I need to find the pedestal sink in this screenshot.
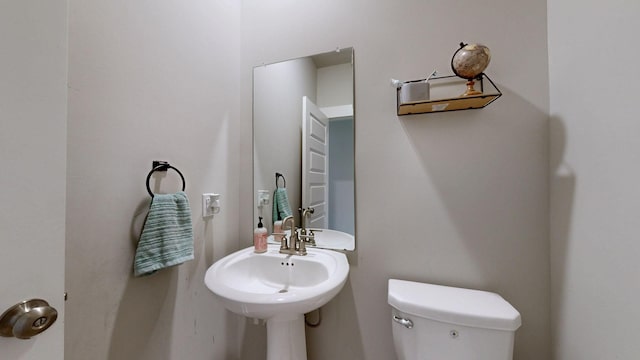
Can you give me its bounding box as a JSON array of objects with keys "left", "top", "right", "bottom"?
[{"left": 204, "top": 244, "right": 349, "bottom": 360}]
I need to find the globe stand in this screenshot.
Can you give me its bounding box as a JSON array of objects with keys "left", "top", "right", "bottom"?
[{"left": 462, "top": 80, "right": 482, "bottom": 97}]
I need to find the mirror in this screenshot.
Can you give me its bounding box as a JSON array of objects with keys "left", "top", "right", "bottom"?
[{"left": 253, "top": 47, "right": 355, "bottom": 251}]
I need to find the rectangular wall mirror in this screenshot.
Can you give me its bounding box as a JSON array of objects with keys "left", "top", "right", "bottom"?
[{"left": 253, "top": 47, "right": 355, "bottom": 251}]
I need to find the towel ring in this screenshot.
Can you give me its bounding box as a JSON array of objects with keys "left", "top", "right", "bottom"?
[
  {"left": 275, "top": 172, "right": 286, "bottom": 188},
  {"left": 146, "top": 162, "right": 186, "bottom": 197}
]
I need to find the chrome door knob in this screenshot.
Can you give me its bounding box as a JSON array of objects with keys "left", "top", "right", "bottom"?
[{"left": 0, "top": 299, "right": 58, "bottom": 339}]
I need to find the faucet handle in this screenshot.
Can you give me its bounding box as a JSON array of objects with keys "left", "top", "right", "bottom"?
[
  {"left": 279, "top": 234, "right": 288, "bottom": 250},
  {"left": 298, "top": 236, "right": 307, "bottom": 254},
  {"left": 299, "top": 207, "right": 315, "bottom": 216}
]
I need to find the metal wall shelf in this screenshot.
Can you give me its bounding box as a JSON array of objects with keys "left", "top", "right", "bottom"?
[{"left": 396, "top": 73, "right": 501, "bottom": 116}]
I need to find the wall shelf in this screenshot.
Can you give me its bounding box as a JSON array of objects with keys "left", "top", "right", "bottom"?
[{"left": 396, "top": 73, "right": 501, "bottom": 116}]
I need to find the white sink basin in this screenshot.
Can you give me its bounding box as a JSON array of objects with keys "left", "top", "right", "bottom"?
[
  {"left": 311, "top": 229, "right": 355, "bottom": 250},
  {"left": 205, "top": 244, "right": 349, "bottom": 319},
  {"left": 205, "top": 244, "right": 349, "bottom": 360}
]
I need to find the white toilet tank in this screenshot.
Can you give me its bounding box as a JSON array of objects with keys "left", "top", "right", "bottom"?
[{"left": 388, "top": 279, "right": 521, "bottom": 360}]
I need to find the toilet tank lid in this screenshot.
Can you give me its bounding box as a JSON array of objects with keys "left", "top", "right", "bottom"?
[{"left": 388, "top": 279, "right": 521, "bottom": 331}]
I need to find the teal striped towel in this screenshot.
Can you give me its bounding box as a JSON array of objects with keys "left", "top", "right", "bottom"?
[
  {"left": 272, "top": 187, "right": 292, "bottom": 221},
  {"left": 134, "top": 191, "right": 194, "bottom": 276}
]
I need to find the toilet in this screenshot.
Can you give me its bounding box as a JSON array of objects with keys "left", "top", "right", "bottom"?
[{"left": 388, "top": 279, "right": 521, "bottom": 360}]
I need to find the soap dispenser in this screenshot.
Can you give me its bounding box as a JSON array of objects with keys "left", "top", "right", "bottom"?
[{"left": 254, "top": 216, "right": 268, "bottom": 253}]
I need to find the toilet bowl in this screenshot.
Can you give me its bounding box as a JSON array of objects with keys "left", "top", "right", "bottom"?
[{"left": 388, "top": 279, "right": 521, "bottom": 360}]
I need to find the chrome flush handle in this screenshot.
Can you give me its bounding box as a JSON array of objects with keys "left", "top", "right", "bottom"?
[{"left": 393, "top": 314, "right": 413, "bottom": 329}]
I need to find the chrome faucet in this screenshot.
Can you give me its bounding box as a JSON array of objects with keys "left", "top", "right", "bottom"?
[{"left": 279, "top": 215, "right": 306, "bottom": 256}]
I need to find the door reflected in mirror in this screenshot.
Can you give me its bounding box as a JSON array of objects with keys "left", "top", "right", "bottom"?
[{"left": 253, "top": 47, "right": 355, "bottom": 251}]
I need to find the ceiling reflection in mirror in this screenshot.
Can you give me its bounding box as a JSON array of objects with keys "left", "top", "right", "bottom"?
[{"left": 253, "top": 47, "right": 355, "bottom": 251}]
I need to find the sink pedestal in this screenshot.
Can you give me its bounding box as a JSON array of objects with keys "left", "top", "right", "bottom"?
[{"left": 266, "top": 314, "right": 307, "bottom": 360}]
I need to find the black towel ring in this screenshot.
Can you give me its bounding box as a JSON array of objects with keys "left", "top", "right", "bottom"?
[
  {"left": 146, "top": 161, "right": 186, "bottom": 197},
  {"left": 275, "top": 172, "right": 286, "bottom": 188}
]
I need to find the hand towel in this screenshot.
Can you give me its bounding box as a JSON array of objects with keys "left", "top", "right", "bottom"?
[
  {"left": 134, "top": 191, "right": 194, "bottom": 276},
  {"left": 272, "top": 187, "right": 293, "bottom": 221}
]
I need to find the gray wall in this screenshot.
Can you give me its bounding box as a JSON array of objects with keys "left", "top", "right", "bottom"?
[
  {"left": 50, "top": 0, "right": 640, "bottom": 358},
  {"left": 253, "top": 58, "right": 315, "bottom": 231},
  {"left": 63, "top": 0, "right": 555, "bottom": 359},
  {"left": 548, "top": 0, "right": 640, "bottom": 358},
  {"left": 317, "top": 63, "right": 353, "bottom": 108},
  {"left": 328, "top": 118, "right": 355, "bottom": 234},
  {"left": 240, "top": 0, "right": 550, "bottom": 359},
  {"left": 65, "top": 1, "right": 243, "bottom": 359}
]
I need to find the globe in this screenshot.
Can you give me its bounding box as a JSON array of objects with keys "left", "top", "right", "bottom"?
[{"left": 451, "top": 43, "right": 491, "bottom": 96}]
